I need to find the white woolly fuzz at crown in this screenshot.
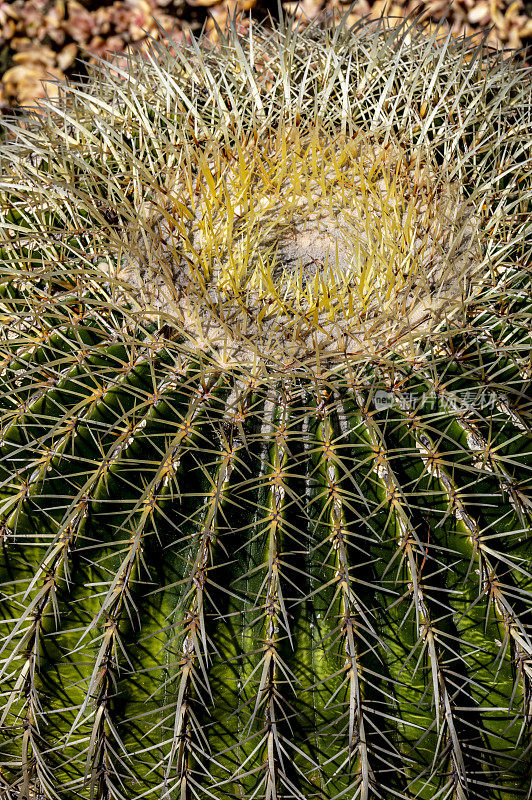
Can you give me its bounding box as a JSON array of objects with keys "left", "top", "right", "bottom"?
[{"left": 115, "top": 127, "right": 483, "bottom": 366}]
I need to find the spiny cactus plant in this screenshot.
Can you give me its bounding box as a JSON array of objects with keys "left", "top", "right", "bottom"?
[{"left": 0, "top": 8, "right": 531, "bottom": 800}]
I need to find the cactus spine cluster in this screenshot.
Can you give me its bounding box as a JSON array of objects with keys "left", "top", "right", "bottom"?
[{"left": 0, "top": 9, "right": 531, "bottom": 800}]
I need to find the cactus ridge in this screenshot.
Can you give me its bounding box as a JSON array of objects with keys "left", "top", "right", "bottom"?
[{"left": 0, "top": 8, "right": 531, "bottom": 800}]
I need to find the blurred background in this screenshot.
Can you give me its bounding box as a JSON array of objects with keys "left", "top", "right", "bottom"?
[{"left": 1, "top": 0, "right": 531, "bottom": 112}]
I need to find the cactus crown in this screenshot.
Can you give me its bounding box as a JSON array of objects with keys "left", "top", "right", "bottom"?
[{"left": 1, "top": 10, "right": 529, "bottom": 374}]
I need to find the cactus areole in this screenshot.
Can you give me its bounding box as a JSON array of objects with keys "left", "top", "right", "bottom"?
[{"left": 0, "top": 9, "right": 531, "bottom": 800}]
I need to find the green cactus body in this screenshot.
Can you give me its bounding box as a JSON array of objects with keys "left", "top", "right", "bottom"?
[{"left": 0, "top": 10, "right": 531, "bottom": 800}]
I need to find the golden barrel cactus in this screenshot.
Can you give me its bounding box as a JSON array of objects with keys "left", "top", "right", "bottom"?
[{"left": 0, "top": 10, "right": 531, "bottom": 800}]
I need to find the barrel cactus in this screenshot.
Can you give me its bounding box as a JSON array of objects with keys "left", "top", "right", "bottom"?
[{"left": 0, "top": 9, "right": 531, "bottom": 800}]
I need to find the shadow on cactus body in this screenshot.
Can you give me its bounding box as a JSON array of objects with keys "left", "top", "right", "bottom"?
[{"left": 0, "top": 9, "right": 531, "bottom": 800}]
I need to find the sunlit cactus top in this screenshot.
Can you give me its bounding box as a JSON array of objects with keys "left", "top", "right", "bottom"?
[
  {"left": 1, "top": 10, "right": 529, "bottom": 372},
  {"left": 0, "top": 9, "right": 531, "bottom": 800}
]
